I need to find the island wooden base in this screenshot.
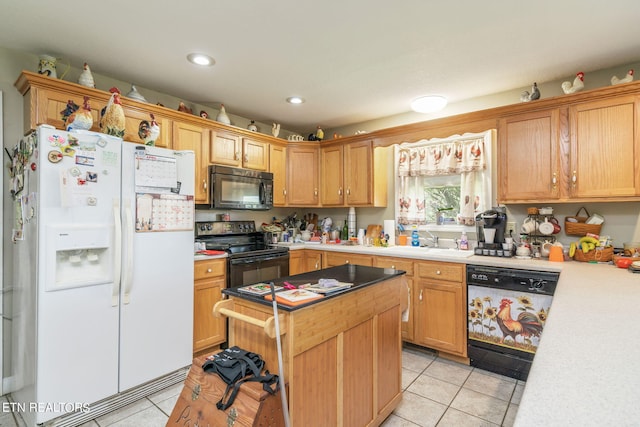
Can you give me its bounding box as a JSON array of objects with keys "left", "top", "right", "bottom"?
[{"left": 218, "top": 275, "right": 408, "bottom": 427}]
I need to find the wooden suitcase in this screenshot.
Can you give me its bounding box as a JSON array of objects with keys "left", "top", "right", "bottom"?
[{"left": 167, "top": 355, "right": 285, "bottom": 427}]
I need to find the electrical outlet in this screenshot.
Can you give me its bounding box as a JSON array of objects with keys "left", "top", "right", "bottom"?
[{"left": 507, "top": 221, "right": 516, "bottom": 236}]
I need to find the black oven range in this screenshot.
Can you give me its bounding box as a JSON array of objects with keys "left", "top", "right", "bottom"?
[{"left": 195, "top": 221, "right": 289, "bottom": 289}]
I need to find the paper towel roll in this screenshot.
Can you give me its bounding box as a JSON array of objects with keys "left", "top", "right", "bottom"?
[{"left": 384, "top": 220, "right": 396, "bottom": 246}]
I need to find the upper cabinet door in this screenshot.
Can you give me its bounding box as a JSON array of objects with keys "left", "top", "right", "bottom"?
[
  {"left": 320, "top": 145, "right": 344, "bottom": 206},
  {"left": 287, "top": 145, "right": 320, "bottom": 206},
  {"left": 269, "top": 144, "right": 287, "bottom": 206},
  {"left": 173, "top": 122, "right": 210, "bottom": 204},
  {"left": 569, "top": 96, "right": 640, "bottom": 199},
  {"left": 242, "top": 137, "right": 269, "bottom": 171},
  {"left": 498, "top": 109, "right": 561, "bottom": 203},
  {"left": 344, "top": 141, "right": 373, "bottom": 205},
  {"left": 210, "top": 130, "right": 241, "bottom": 167}
]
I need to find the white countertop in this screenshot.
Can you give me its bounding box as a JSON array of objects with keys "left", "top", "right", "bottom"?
[{"left": 281, "top": 242, "right": 640, "bottom": 425}]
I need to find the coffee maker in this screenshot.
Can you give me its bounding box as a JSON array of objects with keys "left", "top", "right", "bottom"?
[{"left": 476, "top": 207, "right": 507, "bottom": 245}]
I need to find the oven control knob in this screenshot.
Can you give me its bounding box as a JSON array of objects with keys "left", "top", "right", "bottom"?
[
  {"left": 530, "top": 279, "right": 546, "bottom": 291},
  {"left": 206, "top": 224, "right": 212, "bottom": 230}
]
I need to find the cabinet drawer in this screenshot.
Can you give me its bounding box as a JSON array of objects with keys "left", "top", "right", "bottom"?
[
  {"left": 194, "top": 259, "right": 226, "bottom": 280},
  {"left": 324, "top": 252, "right": 373, "bottom": 267},
  {"left": 416, "top": 262, "right": 463, "bottom": 283},
  {"left": 374, "top": 257, "right": 414, "bottom": 275}
]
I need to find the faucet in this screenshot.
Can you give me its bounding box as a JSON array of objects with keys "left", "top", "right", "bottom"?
[{"left": 423, "top": 230, "right": 439, "bottom": 248}]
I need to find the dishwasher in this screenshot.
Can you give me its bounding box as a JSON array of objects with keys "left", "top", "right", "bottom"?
[{"left": 467, "top": 265, "right": 559, "bottom": 380}]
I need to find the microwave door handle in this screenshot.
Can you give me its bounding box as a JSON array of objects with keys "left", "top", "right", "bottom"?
[{"left": 259, "top": 181, "right": 266, "bottom": 205}]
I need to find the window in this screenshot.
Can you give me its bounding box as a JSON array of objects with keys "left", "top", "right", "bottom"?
[{"left": 394, "top": 130, "right": 495, "bottom": 227}]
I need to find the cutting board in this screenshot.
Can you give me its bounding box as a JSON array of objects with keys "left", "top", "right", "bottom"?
[{"left": 366, "top": 224, "right": 382, "bottom": 237}]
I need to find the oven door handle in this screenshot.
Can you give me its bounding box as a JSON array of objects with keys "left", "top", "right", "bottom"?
[{"left": 230, "top": 253, "right": 289, "bottom": 265}]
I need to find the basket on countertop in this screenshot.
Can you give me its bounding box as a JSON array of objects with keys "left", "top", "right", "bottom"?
[
  {"left": 573, "top": 245, "right": 613, "bottom": 262},
  {"left": 564, "top": 207, "right": 602, "bottom": 236}
]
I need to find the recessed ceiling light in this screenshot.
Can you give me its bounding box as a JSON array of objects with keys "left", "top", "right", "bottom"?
[
  {"left": 411, "top": 95, "right": 448, "bottom": 113},
  {"left": 187, "top": 53, "right": 215, "bottom": 66},
  {"left": 286, "top": 96, "right": 305, "bottom": 104}
]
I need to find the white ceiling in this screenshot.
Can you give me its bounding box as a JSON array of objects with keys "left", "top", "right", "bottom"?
[{"left": 1, "top": 0, "right": 639, "bottom": 133}]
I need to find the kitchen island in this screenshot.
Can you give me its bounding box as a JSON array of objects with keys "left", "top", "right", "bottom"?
[{"left": 216, "top": 264, "right": 408, "bottom": 427}]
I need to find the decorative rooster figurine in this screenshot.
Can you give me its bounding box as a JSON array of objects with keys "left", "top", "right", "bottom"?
[
  {"left": 78, "top": 63, "right": 95, "bottom": 88},
  {"left": 138, "top": 113, "right": 160, "bottom": 146},
  {"left": 62, "top": 96, "right": 93, "bottom": 131},
  {"left": 611, "top": 69, "right": 634, "bottom": 85},
  {"left": 520, "top": 82, "right": 540, "bottom": 102},
  {"left": 561, "top": 72, "right": 585, "bottom": 94},
  {"left": 100, "top": 87, "right": 126, "bottom": 137}
]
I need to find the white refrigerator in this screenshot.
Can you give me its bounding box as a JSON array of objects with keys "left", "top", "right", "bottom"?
[{"left": 11, "top": 125, "right": 195, "bottom": 426}]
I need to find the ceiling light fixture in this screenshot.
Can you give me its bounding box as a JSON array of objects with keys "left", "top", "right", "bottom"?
[
  {"left": 187, "top": 53, "right": 215, "bottom": 66},
  {"left": 411, "top": 95, "right": 448, "bottom": 113},
  {"left": 286, "top": 96, "right": 305, "bottom": 104}
]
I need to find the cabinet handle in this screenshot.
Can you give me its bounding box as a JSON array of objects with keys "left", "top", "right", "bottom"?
[
  {"left": 391, "top": 265, "right": 395, "bottom": 269},
  {"left": 315, "top": 261, "right": 319, "bottom": 269},
  {"left": 419, "top": 289, "right": 423, "bottom": 301},
  {"left": 235, "top": 151, "right": 240, "bottom": 160},
  {"left": 436, "top": 270, "right": 441, "bottom": 275},
  {"left": 283, "top": 189, "right": 287, "bottom": 196},
  {"left": 346, "top": 188, "right": 351, "bottom": 196},
  {"left": 207, "top": 268, "right": 212, "bottom": 273},
  {"left": 338, "top": 187, "right": 343, "bottom": 196},
  {"left": 571, "top": 170, "right": 577, "bottom": 187},
  {"left": 203, "top": 180, "right": 207, "bottom": 190},
  {"left": 345, "top": 260, "right": 350, "bottom": 264},
  {"left": 552, "top": 172, "right": 557, "bottom": 189},
  {"left": 314, "top": 188, "right": 318, "bottom": 197},
  {"left": 243, "top": 154, "right": 248, "bottom": 163}
]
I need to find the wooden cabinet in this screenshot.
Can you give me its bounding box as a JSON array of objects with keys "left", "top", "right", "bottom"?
[
  {"left": 320, "top": 145, "right": 344, "bottom": 205},
  {"left": 374, "top": 257, "right": 414, "bottom": 342},
  {"left": 210, "top": 130, "right": 269, "bottom": 170},
  {"left": 226, "top": 274, "right": 405, "bottom": 426},
  {"left": 173, "top": 121, "right": 210, "bottom": 204},
  {"left": 290, "top": 250, "right": 323, "bottom": 275},
  {"left": 304, "top": 251, "right": 323, "bottom": 273},
  {"left": 269, "top": 143, "right": 287, "bottom": 206},
  {"left": 414, "top": 261, "right": 466, "bottom": 357},
  {"left": 498, "top": 109, "right": 561, "bottom": 202},
  {"left": 193, "top": 259, "right": 227, "bottom": 354},
  {"left": 320, "top": 141, "right": 388, "bottom": 207},
  {"left": 16, "top": 73, "right": 174, "bottom": 148},
  {"left": 499, "top": 95, "right": 640, "bottom": 203},
  {"left": 568, "top": 96, "right": 640, "bottom": 199},
  {"left": 287, "top": 144, "right": 320, "bottom": 206},
  {"left": 323, "top": 251, "right": 373, "bottom": 268}
]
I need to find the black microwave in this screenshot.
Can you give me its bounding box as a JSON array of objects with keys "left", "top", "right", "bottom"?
[{"left": 197, "top": 165, "right": 273, "bottom": 210}]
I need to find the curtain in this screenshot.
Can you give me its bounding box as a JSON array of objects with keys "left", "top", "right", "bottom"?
[{"left": 395, "top": 131, "right": 492, "bottom": 226}]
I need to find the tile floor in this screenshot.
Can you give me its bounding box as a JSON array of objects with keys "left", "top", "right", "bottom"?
[{"left": 3, "top": 345, "right": 522, "bottom": 426}]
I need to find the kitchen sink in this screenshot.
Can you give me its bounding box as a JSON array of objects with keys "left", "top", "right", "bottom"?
[{"left": 382, "top": 246, "right": 474, "bottom": 258}]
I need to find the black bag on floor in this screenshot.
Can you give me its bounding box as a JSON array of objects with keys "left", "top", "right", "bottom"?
[{"left": 202, "top": 346, "right": 279, "bottom": 410}]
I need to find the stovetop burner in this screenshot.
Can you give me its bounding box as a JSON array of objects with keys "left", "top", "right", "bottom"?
[{"left": 195, "top": 220, "right": 288, "bottom": 257}]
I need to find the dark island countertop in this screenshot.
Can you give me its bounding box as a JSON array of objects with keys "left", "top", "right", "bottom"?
[{"left": 222, "top": 264, "right": 406, "bottom": 311}]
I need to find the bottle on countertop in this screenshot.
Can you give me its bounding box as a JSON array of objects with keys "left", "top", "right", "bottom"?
[
  {"left": 459, "top": 231, "right": 469, "bottom": 250},
  {"left": 342, "top": 219, "right": 349, "bottom": 241},
  {"left": 411, "top": 230, "right": 420, "bottom": 247}
]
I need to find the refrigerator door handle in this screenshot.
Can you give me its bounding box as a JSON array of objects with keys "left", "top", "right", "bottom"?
[
  {"left": 112, "top": 199, "right": 122, "bottom": 306},
  {"left": 123, "top": 200, "right": 134, "bottom": 304}
]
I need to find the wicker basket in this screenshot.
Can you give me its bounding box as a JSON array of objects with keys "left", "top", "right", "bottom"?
[
  {"left": 573, "top": 245, "right": 613, "bottom": 262},
  {"left": 564, "top": 207, "right": 602, "bottom": 236}
]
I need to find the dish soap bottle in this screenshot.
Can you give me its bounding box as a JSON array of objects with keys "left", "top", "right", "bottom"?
[
  {"left": 459, "top": 231, "right": 469, "bottom": 250},
  {"left": 411, "top": 230, "right": 420, "bottom": 247}
]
